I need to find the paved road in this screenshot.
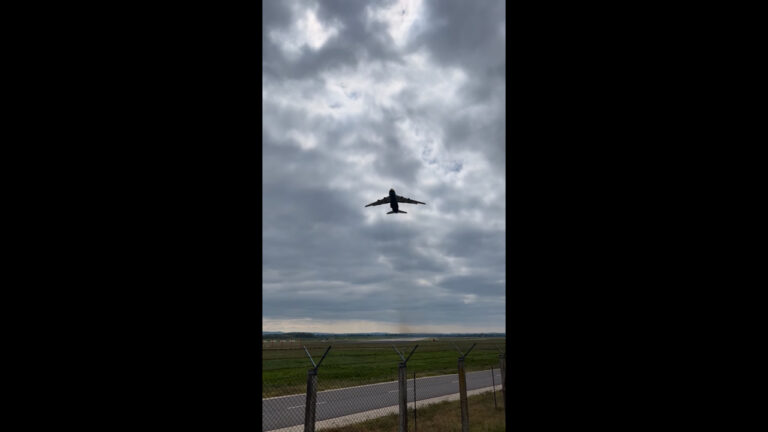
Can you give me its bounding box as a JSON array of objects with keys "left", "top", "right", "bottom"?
[{"left": 263, "top": 369, "right": 503, "bottom": 431}]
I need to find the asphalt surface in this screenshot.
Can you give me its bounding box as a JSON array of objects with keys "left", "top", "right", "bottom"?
[{"left": 263, "top": 369, "right": 504, "bottom": 431}]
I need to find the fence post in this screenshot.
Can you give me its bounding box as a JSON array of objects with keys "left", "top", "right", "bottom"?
[
  {"left": 302, "top": 345, "right": 331, "bottom": 432},
  {"left": 491, "top": 366, "right": 497, "bottom": 408},
  {"left": 393, "top": 345, "right": 418, "bottom": 432},
  {"left": 398, "top": 362, "right": 407, "bottom": 432},
  {"left": 455, "top": 343, "right": 476, "bottom": 432},
  {"left": 304, "top": 368, "right": 318, "bottom": 432},
  {"left": 458, "top": 356, "right": 469, "bottom": 431},
  {"left": 413, "top": 371, "right": 417, "bottom": 432},
  {"left": 499, "top": 352, "right": 506, "bottom": 407}
]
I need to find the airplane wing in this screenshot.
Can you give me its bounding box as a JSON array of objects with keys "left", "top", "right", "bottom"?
[
  {"left": 365, "top": 196, "right": 390, "bottom": 207},
  {"left": 396, "top": 195, "right": 426, "bottom": 205}
]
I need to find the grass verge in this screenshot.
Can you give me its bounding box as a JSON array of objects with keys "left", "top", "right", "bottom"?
[{"left": 263, "top": 338, "right": 505, "bottom": 398}]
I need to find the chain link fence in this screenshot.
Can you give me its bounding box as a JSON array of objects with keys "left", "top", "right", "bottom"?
[{"left": 262, "top": 341, "right": 506, "bottom": 431}]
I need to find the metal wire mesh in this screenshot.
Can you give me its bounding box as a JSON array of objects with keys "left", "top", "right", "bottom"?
[
  {"left": 262, "top": 343, "right": 505, "bottom": 431},
  {"left": 262, "top": 374, "right": 309, "bottom": 431},
  {"left": 314, "top": 373, "right": 401, "bottom": 431}
]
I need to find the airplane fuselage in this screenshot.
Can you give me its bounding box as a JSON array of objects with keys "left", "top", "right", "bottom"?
[
  {"left": 389, "top": 189, "right": 399, "bottom": 213},
  {"left": 365, "top": 188, "right": 424, "bottom": 214}
]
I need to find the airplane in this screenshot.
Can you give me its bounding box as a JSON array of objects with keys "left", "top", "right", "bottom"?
[{"left": 365, "top": 189, "right": 426, "bottom": 214}]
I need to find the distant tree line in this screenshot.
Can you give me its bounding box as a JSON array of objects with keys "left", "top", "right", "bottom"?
[{"left": 262, "top": 332, "right": 319, "bottom": 340}]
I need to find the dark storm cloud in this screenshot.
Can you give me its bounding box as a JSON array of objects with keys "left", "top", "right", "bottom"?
[
  {"left": 412, "top": 0, "right": 505, "bottom": 76},
  {"left": 439, "top": 226, "right": 504, "bottom": 261},
  {"left": 371, "top": 137, "right": 422, "bottom": 185},
  {"left": 438, "top": 275, "right": 504, "bottom": 297},
  {"left": 263, "top": 0, "right": 505, "bottom": 333},
  {"left": 422, "top": 182, "right": 485, "bottom": 215}
]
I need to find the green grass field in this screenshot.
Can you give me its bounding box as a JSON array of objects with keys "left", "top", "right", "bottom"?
[{"left": 262, "top": 337, "right": 506, "bottom": 398}]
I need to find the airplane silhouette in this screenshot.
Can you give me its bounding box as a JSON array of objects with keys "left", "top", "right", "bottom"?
[{"left": 365, "top": 189, "right": 426, "bottom": 214}]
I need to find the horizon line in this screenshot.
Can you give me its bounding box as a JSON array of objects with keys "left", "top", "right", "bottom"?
[{"left": 262, "top": 331, "right": 506, "bottom": 334}]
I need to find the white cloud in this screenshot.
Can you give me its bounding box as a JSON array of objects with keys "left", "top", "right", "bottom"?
[
  {"left": 366, "top": 0, "right": 425, "bottom": 47},
  {"left": 286, "top": 129, "right": 317, "bottom": 150},
  {"left": 263, "top": 0, "right": 505, "bottom": 334},
  {"left": 268, "top": 8, "right": 340, "bottom": 57}
]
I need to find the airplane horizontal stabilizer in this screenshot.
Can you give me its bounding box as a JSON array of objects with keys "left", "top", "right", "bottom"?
[{"left": 387, "top": 210, "right": 407, "bottom": 214}]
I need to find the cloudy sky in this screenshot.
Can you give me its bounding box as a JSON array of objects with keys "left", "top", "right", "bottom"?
[{"left": 263, "top": 0, "right": 505, "bottom": 334}]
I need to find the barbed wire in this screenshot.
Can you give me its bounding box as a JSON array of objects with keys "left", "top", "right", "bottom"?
[{"left": 262, "top": 361, "right": 504, "bottom": 431}]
